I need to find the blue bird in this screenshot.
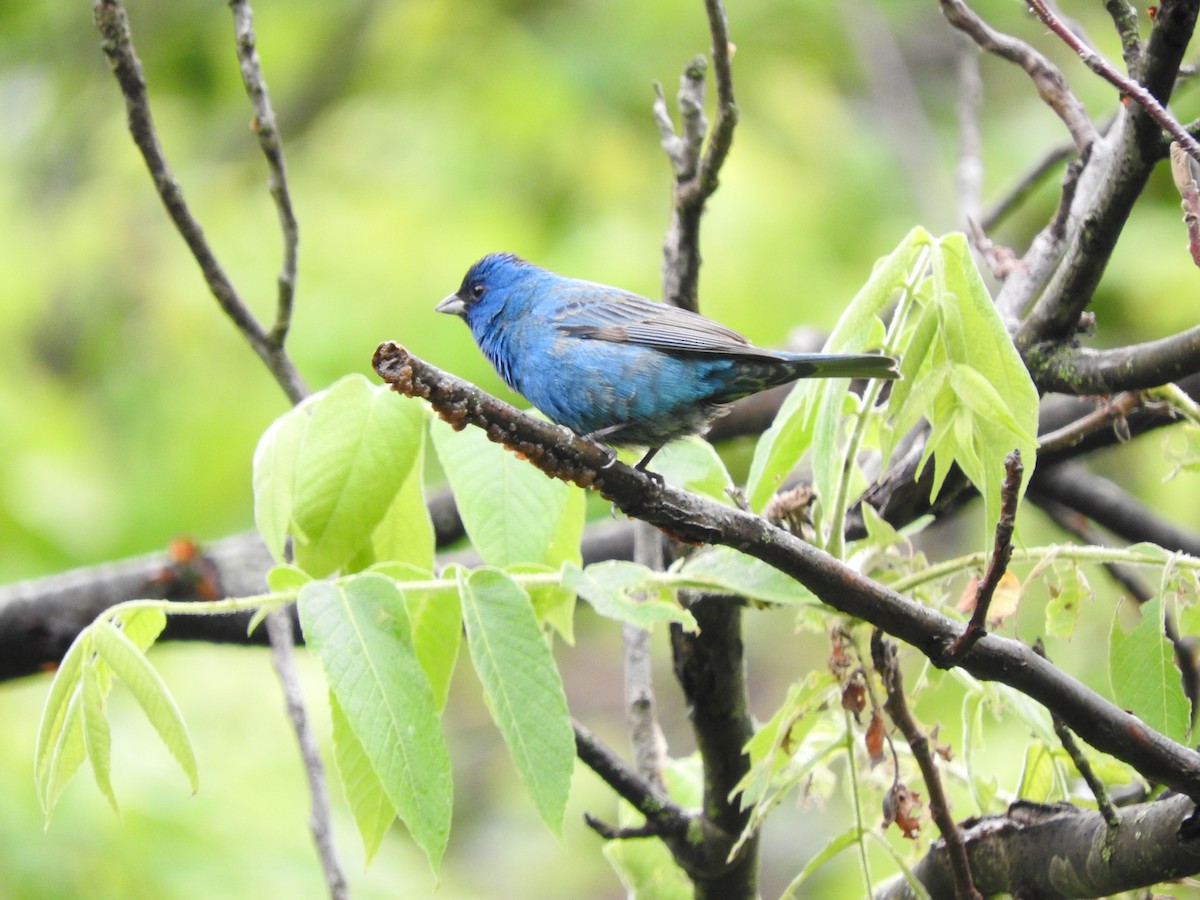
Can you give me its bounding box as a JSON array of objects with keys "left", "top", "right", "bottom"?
[{"left": 436, "top": 253, "right": 900, "bottom": 470}]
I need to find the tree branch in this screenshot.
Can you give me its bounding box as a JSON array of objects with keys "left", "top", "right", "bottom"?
[
  {"left": 91, "top": 0, "right": 306, "bottom": 404},
  {"left": 875, "top": 794, "right": 1200, "bottom": 900},
  {"left": 373, "top": 342, "right": 1200, "bottom": 801}
]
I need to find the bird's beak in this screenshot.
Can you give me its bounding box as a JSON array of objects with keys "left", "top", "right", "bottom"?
[{"left": 435, "top": 293, "right": 467, "bottom": 317}]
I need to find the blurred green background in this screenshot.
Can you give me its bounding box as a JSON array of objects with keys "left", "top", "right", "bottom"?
[{"left": 3, "top": 0, "right": 1200, "bottom": 896}]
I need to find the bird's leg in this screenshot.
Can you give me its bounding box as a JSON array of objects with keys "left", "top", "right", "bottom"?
[{"left": 634, "top": 447, "right": 660, "bottom": 472}]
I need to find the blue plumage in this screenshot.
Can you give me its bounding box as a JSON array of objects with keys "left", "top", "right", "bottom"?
[{"left": 436, "top": 253, "right": 899, "bottom": 468}]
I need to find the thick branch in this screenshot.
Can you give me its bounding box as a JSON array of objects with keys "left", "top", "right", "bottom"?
[
  {"left": 1029, "top": 325, "right": 1200, "bottom": 394},
  {"left": 875, "top": 794, "right": 1200, "bottom": 900}
]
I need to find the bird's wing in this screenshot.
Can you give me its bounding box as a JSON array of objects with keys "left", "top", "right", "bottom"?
[{"left": 553, "top": 287, "right": 780, "bottom": 358}]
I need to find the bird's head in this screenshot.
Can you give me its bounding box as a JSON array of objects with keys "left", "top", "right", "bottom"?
[{"left": 435, "top": 252, "right": 536, "bottom": 321}]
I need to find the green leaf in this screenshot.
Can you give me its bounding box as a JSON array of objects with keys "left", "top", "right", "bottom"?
[
  {"left": 779, "top": 826, "right": 862, "bottom": 899},
  {"left": 252, "top": 391, "right": 317, "bottom": 561},
  {"left": 112, "top": 605, "right": 167, "bottom": 652},
  {"left": 35, "top": 630, "right": 89, "bottom": 796},
  {"left": 430, "top": 417, "right": 584, "bottom": 567},
  {"left": 651, "top": 437, "right": 735, "bottom": 503},
  {"left": 41, "top": 693, "right": 87, "bottom": 822},
  {"left": 510, "top": 563, "right": 577, "bottom": 644},
  {"left": 745, "top": 226, "right": 932, "bottom": 511},
  {"left": 372, "top": 424, "right": 437, "bottom": 569},
  {"left": 1015, "top": 742, "right": 1057, "bottom": 802},
  {"left": 329, "top": 690, "right": 396, "bottom": 864},
  {"left": 677, "top": 546, "right": 821, "bottom": 605},
  {"left": 90, "top": 620, "right": 199, "bottom": 793},
  {"left": 1109, "top": 598, "right": 1191, "bottom": 746},
  {"left": 290, "top": 375, "right": 426, "bottom": 577},
  {"left": 298, "top": 576, "right": 452, "bottom": 873},
  {"left": 1045, "top": 563, "right": 1091, "bottom": 639},
  {"left": 457, "top": 568, "right": 574, "bottom": 836},
  {"left": 928, "top": 235, "right": 1038, "bottom": 537},
  {"left": 602, "top": 839, "right": 692, "bottom": 900},
  {"left": 562, "top": 561, "right": 695, "bottom": 631},
  {"left": 80, "top": 661, "right": 117, "bottom": 815}
]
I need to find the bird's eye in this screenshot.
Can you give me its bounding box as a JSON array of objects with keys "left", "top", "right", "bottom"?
[{"left": 470, "top": 283, "right": 485, "bottom": 299}]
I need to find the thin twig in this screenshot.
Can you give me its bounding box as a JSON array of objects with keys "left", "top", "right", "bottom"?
[
  {"left": 944, "top": 450, "right": 1024, "bottom": 663},
  {"left": 91, "top": 0, "right": 306, "bottom": 404},
  {"left": 655, "top": 0, "right": 738, "bottom": 311},
  {"left": 1034, "top": 640, "right": 1122, "bottom": 831},
  {"left": 573, "top": 720, "right": 693, "bottom": 841},
  {"left": 1037, "top": 392, "right": 1141, "bottom": 454},
  {"left": 1104, "top": 0, "right": 1143, "bottom": 78},
  {"left": 938, "top": 0, "right": 1097, "bottom": 152},
  {"left": 266, "top": 608, "right": 348, "bottom": 900},
  {"left": 625, "top": 523, "right": 667, "bottom": 786},
  {"left": 1025, "top": 0, "right": 1200, "bottom": 165},
  {"left": 872, "top": 632, "right": 982, "bottom": 900},
  {"left": 229, "top": 0, "right": 300, "bottom": 348},
  {"left": 955, "top": 34, "right": 984, "bottom": 229}
]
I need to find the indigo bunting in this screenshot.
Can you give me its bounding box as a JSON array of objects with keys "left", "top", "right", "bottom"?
[{"left": 436, "top": 253, "right": 900, "bottom": 468}]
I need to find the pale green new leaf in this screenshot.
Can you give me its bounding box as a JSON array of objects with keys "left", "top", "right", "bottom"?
[
  {"left": 112, "top": 604, "right": 167, "bottom": 653},
  {"left": 91, "top": 620, "right": 199, "bottom": 793},
  {"left": 1110, "top": 598, "right": 1191, "bottom": 746},
  {"left": 80, "top": 661, "right": 117, "bottom": 814},
  {"left": 431, "top": 417, "right": 584, "bottom": 567},
  {"left": 35, "top": 629, "right": 89, "bottom": 793},
  {"left": 746, "top": 226, "right": 932, "bottom": 510},
  {"left": 329, "top": 690, "right": 396, "bottom": 864},
  {"left": 562, "top": 561, "right": 695, "bottom": 631},
  {"left": 458, "top": 568, "right": 574, "bottom": 836},
  {"left": 40, "top": 693, "right": 87, "bottom": 822},
  {"left": 298, "top": 576, "right": 452, "bottom": 873}
]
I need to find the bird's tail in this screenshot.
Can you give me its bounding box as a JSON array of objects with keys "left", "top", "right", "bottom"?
[{"left": 780, "top": 352, "right": 901, "bottom": 381}]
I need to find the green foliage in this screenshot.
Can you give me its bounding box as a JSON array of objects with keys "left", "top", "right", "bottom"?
[
  {"left": 298, "top": 576, "right": 452, "bottom": 873},
  {"left": 29, "top": 226, "right": 1200, "bottom": 894},
  {"left": 1109, "top": 598, "right": 1191, "bottom": 747}
]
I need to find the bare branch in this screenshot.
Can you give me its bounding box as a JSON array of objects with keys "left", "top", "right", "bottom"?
[
  {"left": 937, "top": 0, "right": 1097, "bottom": 152},
  {"left": 873, "top": 633, "right": 982, "bottom": 900},
  {"left": 656, "top": 0, "right": 739, "bottom": 311},
  {"left": 625, "top": 523, "right": 668, "bottom": 786},
  {"left": 1029, "top": 325, "right": 1200, "bottom": 393},
  {"left": 1026, "top": 0, "right": 1200, "bottom": 165},
  {"left": 943, "top": 450, "right": 1023, "bottom": 664},
  {"left": 229, "top": 0, "right": 300, "bottom": 347},
  {"left": 266, "top": 608, "right": 348, "bottom": 899},
  {"left": 91, "top": 0, "right": 306, "bottom": 404}
]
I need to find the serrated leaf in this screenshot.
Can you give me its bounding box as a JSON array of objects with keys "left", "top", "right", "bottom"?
[
  {"left": 298, "top": 576, "right": 452, "bottom": 873},
  {"left": 35, "top": 630, "right": 89, "bottom": 794},
  {"left": 510, "top": 563, "right": 577, "bottom": 644},
  {"left": 430, "top": 417, "right": 584, "bottom": 567},
  {"left": 80, "top": 661, "right": 117, "bottom": 814},
  {"left": 562, "top": 561, "right": 695, "bottom": 631},
  {"left": 1109, "top": 598, "right": 1191, "bottom": 745},
  {"left": 678, "top": 546, "right": 820, "bottom": 605},
  {"left": 90, "top": 620, "right": 199, "bottom": 793},
  {"left": 289, "top": 375, "right": 426, "bottom": 577},
  {"left": 458, "top": 568, "right": 574, "bottom": 836},
  {"left": 41, "top": 692, "right": 87, "bottom": 822},
  {"left": 1046, "top": 563, "right": 1091, "bottom": 638},
  {"left": 111, "top": 605, "right": 167, "bottom": 652},
  {"left": 329, "top": 690, "right": 396, "bottom": 864}
]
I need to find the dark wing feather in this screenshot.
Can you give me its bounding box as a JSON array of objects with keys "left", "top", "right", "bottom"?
[{"left": 553, "top": 285, "right": 781, "bottom": 359}]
